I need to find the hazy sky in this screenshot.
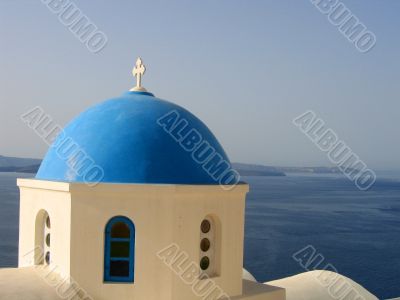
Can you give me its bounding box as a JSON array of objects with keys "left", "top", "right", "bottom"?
[{"left": 1, "top": 1, "right": 399, "bottom": 169}]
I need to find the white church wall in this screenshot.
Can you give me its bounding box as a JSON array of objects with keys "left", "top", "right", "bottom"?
[
  {"left": 16, "top": 179, "right": 251, "bottom": 300},
  {"left": 171, "top": 187, "right": 247, "bottom": 299},
  {"left": 68, "top": 183, "right": 248, "bottom": 300},
  {"left": 69, "top": 183, "right": 175, "bottom": 300},
  {"left": 17, "top": 179, "right": 72, "bottom": 279}
]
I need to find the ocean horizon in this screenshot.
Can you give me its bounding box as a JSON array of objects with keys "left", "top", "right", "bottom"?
[{"left": 0, "top": 171, "right": 399, "bottom": 299}]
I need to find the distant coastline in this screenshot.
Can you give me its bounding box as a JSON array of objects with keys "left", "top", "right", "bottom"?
[
  {"left": 232, "top": 163, "right": 286, "bottom": 176},
  {"left": 0, "top": 155, "right": 360, "bottom": 177},
  {"left": 0, "top": 165, "right": 40, "bottom": 173},
  {"left": 0, "top": 155, "right": 41, "bottom": 173}
]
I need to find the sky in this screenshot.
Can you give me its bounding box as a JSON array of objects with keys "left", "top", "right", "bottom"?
[{"left": 0, "top": 0, "right": 399, "bottom": 170}]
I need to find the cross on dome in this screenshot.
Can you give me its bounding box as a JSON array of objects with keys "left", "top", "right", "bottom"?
[{"left": 131, "top": 57, "right": 147, "bottom": 92}]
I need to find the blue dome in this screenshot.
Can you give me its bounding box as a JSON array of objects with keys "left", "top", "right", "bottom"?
[{"left": 36, "top": 91, "right": 236, "bottom": 185}]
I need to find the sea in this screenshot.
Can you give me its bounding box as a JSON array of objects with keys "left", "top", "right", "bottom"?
[{"left": 0, "top": 172, "right": 399, "bottom": 299}]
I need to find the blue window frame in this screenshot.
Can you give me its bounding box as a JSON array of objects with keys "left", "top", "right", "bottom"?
[{"left": 104, "top": 216, "right": 135, "bottom": 283}]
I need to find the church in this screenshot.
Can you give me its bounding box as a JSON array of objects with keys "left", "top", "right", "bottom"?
[{"left": 0, "top": 58, "right": 379, "bottom": 300}]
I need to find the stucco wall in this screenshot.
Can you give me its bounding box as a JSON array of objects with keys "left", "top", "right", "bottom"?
[
  {"left": 69, "top": 183, "right": 248, "bottom": 300},
  {"left": 17, "top": 179, "right": 249, "bottom": 300},
  {"left": 18, "top": 179, "right": 72, "bottom": 278}
]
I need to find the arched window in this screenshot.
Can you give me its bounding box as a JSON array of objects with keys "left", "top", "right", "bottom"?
[
  {"left": 199, "top": 215, "right": 221, "bottom": 277},
  {"left": 35, "top": 210, "right": 51, "bottom": 265},
  {"left": 104, "top": 216, "right": 135, "bottom": 283}
]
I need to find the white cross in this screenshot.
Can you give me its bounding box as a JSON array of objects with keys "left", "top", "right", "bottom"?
[{"left": 132, "top": 57, "right": 146, "bottom": 90}]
